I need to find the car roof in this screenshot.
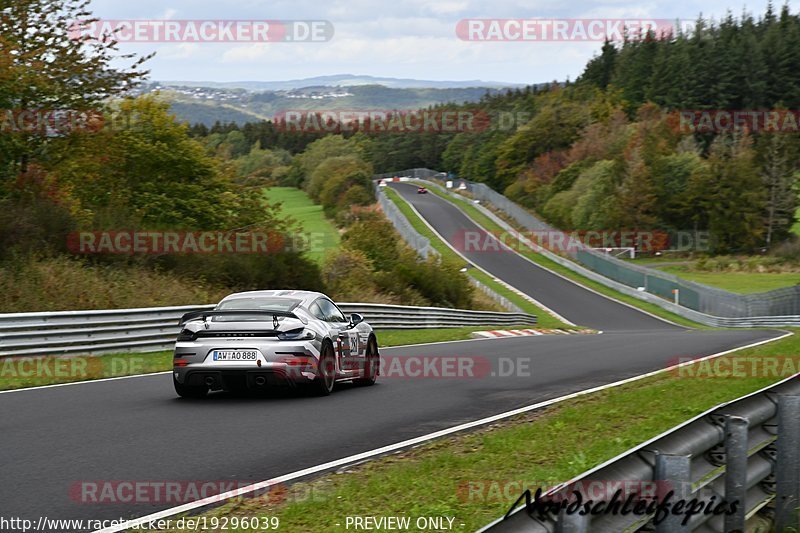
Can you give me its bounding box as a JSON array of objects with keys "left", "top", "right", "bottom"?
[{"left": 218, "top": 290, "right": 329, "bottom": 307}]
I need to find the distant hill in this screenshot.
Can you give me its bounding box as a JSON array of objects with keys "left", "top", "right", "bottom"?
[
  {"left": 149, "top": 83, "right": 519, "bottom": 126},
  {"left": 167, "top": 102, "right": 263, "bottom": 127},
  {"left": 157, "top": 74, "right": 526, "bottom": 91}
]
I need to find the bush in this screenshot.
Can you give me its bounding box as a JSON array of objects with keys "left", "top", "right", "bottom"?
[
  {"left": 372, "top": 249, "right": 474, "bottom": 309},
  {"left": 341, "top": 219, "right": 400, "bottom": 271},
  {"left": 0, "top": 255, "right": 227, "bottom": 312},
  {"left": 0, "top": 197, "right": 77, "bottom": 259},
  {"left": 773, "top": 239, "right": 800, "bottom": 262},
  {"left": 322, "top": 249, "right": 379, "bottom": 302},
  {"left": 151, "top": 247, "right": 323, "bottom": 292}
]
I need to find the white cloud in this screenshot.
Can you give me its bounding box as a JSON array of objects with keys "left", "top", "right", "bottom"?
[{"left": 89, "top": 0, "right": 784, "bottom": 83}]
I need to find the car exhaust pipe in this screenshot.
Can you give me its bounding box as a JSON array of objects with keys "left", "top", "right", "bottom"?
[
  {"left": 205, "top": 376, "right": 215, "bottom": 387},
  {"left": 254, "top": 376, "right": 266, "bottom": 386}
]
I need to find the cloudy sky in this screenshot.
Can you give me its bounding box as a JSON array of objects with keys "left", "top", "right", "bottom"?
[{"left": 89, "top": 0, "right": 791, "bottom": 85}]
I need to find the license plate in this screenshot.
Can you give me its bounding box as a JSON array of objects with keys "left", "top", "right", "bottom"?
[{"left": 213, "top": 350, "right": 259, "bottom": 361}]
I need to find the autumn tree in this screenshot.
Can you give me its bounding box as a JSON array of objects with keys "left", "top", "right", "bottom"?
[{"left": 0, "top": 0, "right": 151, "bottom": 178}]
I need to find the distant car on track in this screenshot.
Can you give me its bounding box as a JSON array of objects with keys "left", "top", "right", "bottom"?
[
  {"left": 417, "top": 186, "right": 428, "bottom": 194},
  {"left": 172, "top": 290, "right": 379, "bottom": 398}
]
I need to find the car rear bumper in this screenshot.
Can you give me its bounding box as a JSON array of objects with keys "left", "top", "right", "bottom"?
[
  {"left": 177, "top": 367, "right": 314, "bottom": 389},
  {"left": 172, "top": 339, "right": 320, "bottom": 388}
]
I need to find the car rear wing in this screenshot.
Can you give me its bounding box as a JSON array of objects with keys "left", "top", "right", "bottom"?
[{"left": 179, "top": 310, "right": 308, "bottom": 326}]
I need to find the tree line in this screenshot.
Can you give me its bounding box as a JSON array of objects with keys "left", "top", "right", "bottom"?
[{"left": 209, "top": 5, "right": 800, "bottom": 254}]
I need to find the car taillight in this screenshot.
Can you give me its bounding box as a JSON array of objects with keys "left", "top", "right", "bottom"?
[
  {"left": 277, "top": 328, "right": 314, "bottom": 341},
  {"left": 174, "top": 359, "right": 189, "bottom": 367},
  {"left": 278, "top": 355, "right": 315, "bottom": 367},
  {"left": 176, "top": 329, "right": 197, "bottom": 341}
]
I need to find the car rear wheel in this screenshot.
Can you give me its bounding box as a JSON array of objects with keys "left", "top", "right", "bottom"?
[
  {"left": 312, "top": 342, "right": 336, "bottom": 396},
  {"left": 355, "top": 337, "right": 379, "bottom": 386},
  {"left": 173, "top": 377, "right": 208, "bottom": 399}
]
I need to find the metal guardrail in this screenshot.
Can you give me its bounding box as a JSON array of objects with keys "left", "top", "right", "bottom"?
[
  {"left": 0, "top": 303, "right": 536, "bottom": 357},
  {"left": 377, "top": 185, "right": 439, "bottom": 259},
  {"left": 428, "top": 188, "right": 800, "bottom": 328},
  {"left": 376, "top": 185, "right": 528, "bottom": 314},
  {"left": 452, "top": 177, "right": 800, "bottom": 319},
  {"left": 380, "top": 168, "right": 800, "bottom": 327},
  {"left": 480, "top": 375, "right": 800, "bottom": 532}
]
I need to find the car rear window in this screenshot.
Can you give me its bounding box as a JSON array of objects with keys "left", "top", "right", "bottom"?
[{"left": 217, "top": 298, "right": 300, "bottom": 312}]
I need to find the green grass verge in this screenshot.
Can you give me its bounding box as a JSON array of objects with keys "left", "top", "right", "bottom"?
[
  {"left": 0, "top": 326, "right": 536, "bottom": 392},
  {"left": 144, "top": 331, "right": 796, "bottom": 533},
  {"left": 383, "top": 188, "right": 568, "bottom": 329},
  {"left": 658, "top": 266, "right": 800, "bottom": 294},
  {"left": 0, "top": 351, "right": 173, "bottom": 391},
  {"left": 264, "top": 187, "right": 340, "bottom": 264},
  {"left": 422, "top": 185, "right": 706, "bottom": 329}
]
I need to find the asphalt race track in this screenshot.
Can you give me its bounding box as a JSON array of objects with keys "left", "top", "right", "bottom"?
[
  {"left": 390, "top": 182, "right": 680, "bottom": 332},
  {"left": 0, "top": 184, "right": 783, "bottom": 531}
]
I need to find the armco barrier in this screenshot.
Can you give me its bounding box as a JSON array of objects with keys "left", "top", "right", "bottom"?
[
  {"left": 377, "top": 185, "right": 438, "bottom": 259},
  {"left": 376, "top": 185, "right": 527, "bottom": 313},
  {"left": 479, "top": 374, "right": 800, "bottom": 532},
  {"left": 459, "top": 179, "right": 800, "bottom": 318},
  {"left": 0, "top": 303, "right": 536, "bottom": 357},
  {"left": 379, "top": 168, "right": 800, "bottom": 326},
  {"left": 426, "top": 187, "right": 800, "bottom": 327}
]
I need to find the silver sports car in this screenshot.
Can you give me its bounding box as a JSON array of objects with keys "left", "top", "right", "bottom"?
[{"left": 172, "top": 290, "right": 379, "bottom": 397}]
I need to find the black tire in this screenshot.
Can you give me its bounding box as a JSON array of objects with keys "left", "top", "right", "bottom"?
[
  {"left": 173, "top": 377, "right": 208, "bottom": 399},
  {"left": 312, "top": 342, "right": 336, "bottom": 396},
  {"left": 355, "top": 337, "right": 379, "bottom": 386}
]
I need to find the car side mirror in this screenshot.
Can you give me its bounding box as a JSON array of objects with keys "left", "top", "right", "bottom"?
[{"left": 350, "top": 313, "right": 364, "bottom": 327}]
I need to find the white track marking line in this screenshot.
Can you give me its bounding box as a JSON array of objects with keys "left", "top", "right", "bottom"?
[
  {"left": 0, "top": 334, "right": 549, "bottom": 395},
  {"left": 93, "top": 331, "right": 792, "bottom": 533},
  {"left": 390, "top": 185, "right": 574, "bottom": 326},
  {"left": 413, "top": 181, "right": 685, "bottom": 329},
  {"left": 0, "top": 371, "right": 174, "bottom": 394}
]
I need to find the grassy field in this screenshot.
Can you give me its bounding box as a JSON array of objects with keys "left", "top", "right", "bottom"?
[
  {"left": 658, "top": 265, "right": 800, "bottom": 294},
  {"left": 0, "top": 327, "right": 539, "bottom": 392},
  {"left": 419, "top": 185, "right": 704, "bottom": 329},
  {"left": 383, "top": 188, "right": 571, "bottom": 329},
  {"left": 143, "top": 331, "right": 796, "bottom": 533},
  {"left": 264, "top": 187, "right": 340, "bottom": 264}
]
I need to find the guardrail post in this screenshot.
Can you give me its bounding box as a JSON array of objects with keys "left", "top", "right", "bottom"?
[
  {"left": 655, "top": 453, "right": 691, "bottom": 533},
  {"left": 724, "top": 415, "right": 748, "bottom": 533},
  {"left": 775, "top": 394, "right": 800, "bottom": 532},
  {"left": 555, "top": 507, "right": 588, "bottom": 533}
]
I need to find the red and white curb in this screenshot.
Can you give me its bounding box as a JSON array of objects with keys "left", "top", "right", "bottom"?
[{"left": 473, "top": 328, "right": 594, "bottom": 338}]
